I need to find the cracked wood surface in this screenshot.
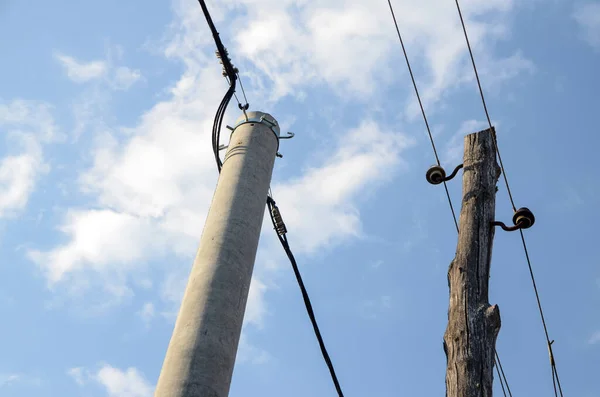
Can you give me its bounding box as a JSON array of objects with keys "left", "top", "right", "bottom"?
[{"left": 444, "top": 128, "right": 501, "bottom": 397}]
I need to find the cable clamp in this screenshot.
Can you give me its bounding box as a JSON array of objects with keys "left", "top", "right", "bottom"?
[{"left": 267, "top": 197, "right": 287, "bottom": 236}]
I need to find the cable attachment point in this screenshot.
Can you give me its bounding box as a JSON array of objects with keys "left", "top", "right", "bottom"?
[
  {"left": 547, "top": 340, "right": 556, "bottom": 366},
  {"left": 215, "top": 48, "right": 238, "bottom": 78},
  {"left": 426, "top": 163, "right": 463, "bottom": 185},
  {"left": 492, "top": 207, "right": 535, "bottom": 232},
  {"left": 268, "top": 198, "right": 287, "bottom": 236}
]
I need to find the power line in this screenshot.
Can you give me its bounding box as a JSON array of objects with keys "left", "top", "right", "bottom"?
[
  {"left": 197, "top": 0, "right": 253, "bottom": 173},
  {"left": 496, "top": 363, "right": 508, "bottom": 397},
  {"left": 386, "top": 0, "right": 459, "bottom": 232},
  {"left": 519, "top": 229, "right": 564, "bottom": 397},
  {"left": 267, "top": 196, "right": 345, "bottom": 397},
  {"left": 496, "top": 350, "right": 513, "bottom": 397},
  {"left": 451, "top": 0, "right": 516, "bottom": 212},
  {"left": 452, "top": 0, "right": 564, "bottom": 395}
]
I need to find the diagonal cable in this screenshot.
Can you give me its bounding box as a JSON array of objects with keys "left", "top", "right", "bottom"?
[{"left": 386, "top": 0, "right": 458, "bottom": 232}]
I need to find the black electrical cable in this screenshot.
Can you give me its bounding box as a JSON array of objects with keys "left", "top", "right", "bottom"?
[
  {"left": 212, "top": 85, "right": 235, "bottom": 171},
  {"left": 197, "top": 0, "right": 240, "bottom": 172},
  {"left": 197, "top": 0, "right": 237, "bottom": 81},
  {"left": 519, "top": 229, "right": 564, "bottom": 397},
  {"left": 451, "top": 0, "right": 516, "bottom": 213},
  {"left": 495, "top": 349, "right": 513, "bottom": 397},
  {"left": 267, "top": 197, "right": 345, "bottom": 397},
  {"left": 496, "top": 362, "right": 508, "bottom": 397}
]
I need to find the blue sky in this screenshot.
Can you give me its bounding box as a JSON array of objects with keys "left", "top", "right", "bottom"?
[{"left": 1, "top": 0, "right": 599, "bottom": 395}]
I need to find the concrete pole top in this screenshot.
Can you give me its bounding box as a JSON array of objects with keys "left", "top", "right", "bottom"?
[{"left": 233, "top": 111, "right": 280, "bottom": 138}]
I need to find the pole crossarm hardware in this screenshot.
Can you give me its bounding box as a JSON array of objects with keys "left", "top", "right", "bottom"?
[{"left": 221, "top": 111, "right": 295, "bottom": 158}]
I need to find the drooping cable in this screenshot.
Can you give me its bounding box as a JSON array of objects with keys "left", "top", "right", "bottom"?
[
  {"left": 196, "top": 0, "right": 242, "bottom": 172},
  {"left": 386, "top": 0, "right": 458, "bottom": 232},
  {"left": 267, "top": 196, "right": 345, "bottom": 397},
  {"left": 452, "top": 0, "right": 564, "bottom": 394},
  {"left": 212, "top": 85, "right": 236, "bottom": 171}
]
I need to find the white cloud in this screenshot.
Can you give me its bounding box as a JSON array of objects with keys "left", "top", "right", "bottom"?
[
  {"left": 32, "top": 0, "right": 528, "bottom": 333},
  {"left": 0, "top": 373, "right": 21, "bottom": 387},
  {"left": 138, "top": 302, "right": 155, "bottom": 326},
  {"left": 0, "top": 99, "right": 58, "bottom": 142},
  {"left": 272, "top": 120, "right": 413, "bottom": 253},
  {"left": 237, "top": 334, "right": 272, "bottom": 365},
  {"left": 55, "top": 53, "right": 108, "bottom": 83},
  {"left": 55, "top": 50, "right": 141, "bottom": 94},
  {"left": 222, "top": 0, "right": 527, "bottom": 106},
  {"left": 0, "top": 373, "right": 40, "bottom": 388},
  {"left": 112, "top": 67, "right": 142, "bottom": 90},
  {"left": 96, "top": 365, "right": 153, "bottom": 397},
  {"left": 69, "top": 365, "right": 153, "bottom": 397},
  {"left": 68, "top": 367, "right": 87, "bottom": 386},
  {"left": 574, "top": 3, "right": 600, "bottom": 50},
  {"left": 29, "top": 209, "right": 163, "bottom": 287},
  {"left": 589, "top": 331, "right": 600, "bottom": 345},
  {"left": 0, "top": 100, "right": 57, "bottom": 218},
  {"left": 0, "top": 144, "right": 44, "bottom": 217},
  {"left": 245, "top": 277, "right": 268, "bottom": 328}
]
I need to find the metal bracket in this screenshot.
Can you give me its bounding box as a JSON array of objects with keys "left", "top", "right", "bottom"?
[
  {"left": 226, "top": 112, "right": 295, "bottom": 157},
  {"left": 492, "top": 207, "right": 535, "bottom": 232}
]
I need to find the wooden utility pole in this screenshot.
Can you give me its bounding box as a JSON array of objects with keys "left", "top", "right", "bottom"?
[{"left": 444, "top": 127, "right": 501, "bottom": 396}]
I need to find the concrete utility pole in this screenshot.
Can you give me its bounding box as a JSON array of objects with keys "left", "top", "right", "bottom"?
[
  {"left": 155, "top": 111, "right": 281, "bottom": 397},
  {"left": 443, "top": 128, "right": 501, "bottom": 397}
]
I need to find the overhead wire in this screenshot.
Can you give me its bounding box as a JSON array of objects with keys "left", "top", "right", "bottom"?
[
  {"left": 495, "top": 350, "right": 513, "bottom": 397},
  {"left": 267, "top": 196, "right": 345, "bottom": 397},
  {"left": 386, "top": 0, "right": 513, "bottom": 394},
  {"left": 197, "top": 0, "right": 246, "bottom": 173},
  {"left": 386, "top": 0, "right": 459, "bottom": 233},
  {"left": 450, "top": 0, "right": 516, "bottom": 212},
  {"left": 496, "top": 363, "right": 508, "bottom": 397},
  {"left": 452, "top": 0, "right": 564, "bottom": 395}
]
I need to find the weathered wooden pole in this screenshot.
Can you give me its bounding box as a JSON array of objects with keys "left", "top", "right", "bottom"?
[{"left": 443, "top": 127, "right": 501, "bottom": 396}]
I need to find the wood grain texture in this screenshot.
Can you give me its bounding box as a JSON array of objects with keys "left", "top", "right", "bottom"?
[{"left": 444, "top": 128, "right": 501, "bottom": 397}]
